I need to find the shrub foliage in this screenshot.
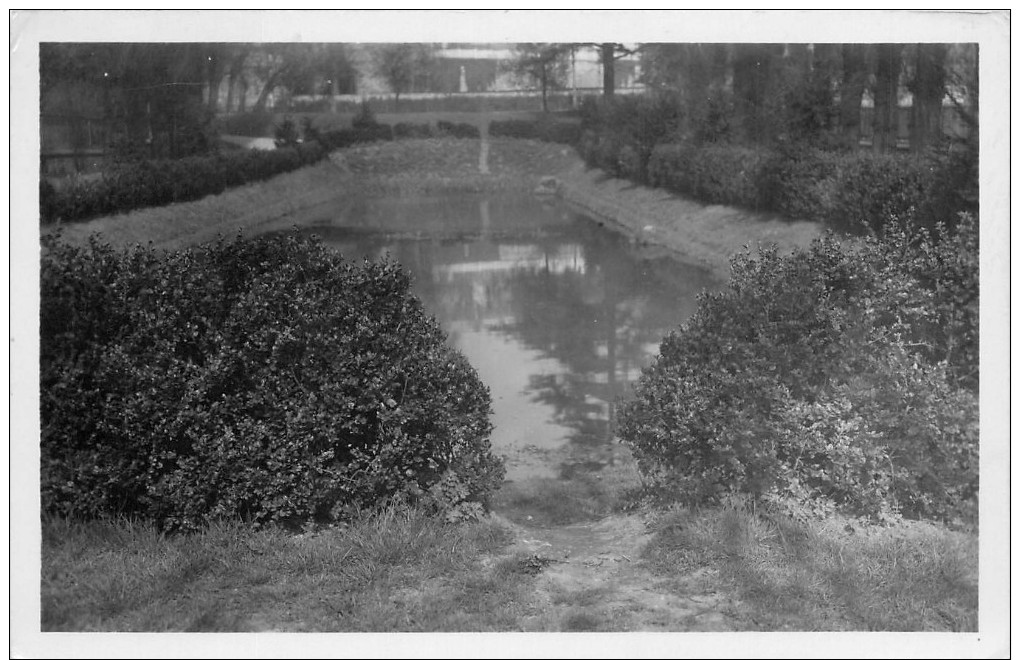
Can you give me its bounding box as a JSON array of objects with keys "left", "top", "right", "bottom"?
[
  {"left": 41, "top": 233, "right": 504, "bottom": 530},
  {"left": 617, "top": 216, "right": 978, "bottom": 523}
]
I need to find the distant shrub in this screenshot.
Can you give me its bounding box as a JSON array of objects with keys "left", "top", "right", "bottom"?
[
  {"left": 40, "top": 143, "right": 327, "bottom": 224},
  {"left": 618, "top": 217, "right": 978, "bottom": 524},
  {"left": 351, "top": 100, "right": 378, "bottom": 129},
  {"left": 274, "top": 116, "right": 300, "bottom": 148},
  {"left": 436, "top": 121, "right": 481, "bottom": 139},
  {"left": 40, "top": 233, "right": 505, "bottom": 531}
]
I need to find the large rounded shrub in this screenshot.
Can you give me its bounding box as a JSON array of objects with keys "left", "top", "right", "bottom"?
[
  {"left": 41, "top": 233, "right": 504, "bottom": 530},
  {"left": 617, "top": 219, "right": 978, "bottom": 523}
]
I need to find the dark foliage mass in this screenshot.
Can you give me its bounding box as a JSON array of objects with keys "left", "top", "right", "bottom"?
[
  {"left": 618, "top": 216, "right": 979, "bottom": 524},
  {"left": 579, "top": 95, "right": 978, "bottom": 236},
  {"left": 41, "top": 233, "right": 504, "bottom": 531},
  {"left": 40, "top": 143, "right": 327, "bottom": 225}
]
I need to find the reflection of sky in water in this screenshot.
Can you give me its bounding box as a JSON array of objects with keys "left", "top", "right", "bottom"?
[{"left": 267, "top": 193, "right": 721, "bottom": 480}]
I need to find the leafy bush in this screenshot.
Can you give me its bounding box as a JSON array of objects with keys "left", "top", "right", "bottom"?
[
  {"left": 648, "top": 143, "right": 768, "bottom": 208},
  {"left": 436, "top": 121, "right": 481, "bottom": 139},
  {"left": 825, "top": 151, "right": 932, "bottom": 234},
  {"left": 40, "top": 143, "right": 327, "bottom": 225},
  {"left": 578, "top": 94, "right": 683, "bottom": 183},
  {"left": 41, "top": 233, "right": 504, "bottom": 530},
  {"left": 756, "top": 147, "right": 843, "bottom": 220},
  {"left": 617, "top": 218, "right": 978, "bottom": 523}
]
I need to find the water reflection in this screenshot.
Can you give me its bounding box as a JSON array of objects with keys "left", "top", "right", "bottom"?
[{"left": 270, "top": 193, "right": 719, "bottom": 479}]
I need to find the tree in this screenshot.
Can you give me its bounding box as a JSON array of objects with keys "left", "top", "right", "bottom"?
[
  {"left": 504, "top": 43, "right": 570, "bottom": 112},
  {"left": 838, "top": 43, "right": 870, "bottom": 149},
  {"left": 640, "top": 43, "right": 730, "bottom": 140},
  {"left": 908, "top": 43, "right": 949, "bottom": 153},
  {"left": 372, "top": 44, "right": 436, "bottom": 109},
  {"left": 731, "top": 43, "right": 783, "bottom": 143},
  {"left": 223, "top": 46, "right": 250, "bottom": 114},
  {"left": 872, "top": 43, "right": 904, "bottom": 153},
  {"left": 595, "top": 43, "right": 641, "bottom": 97}
]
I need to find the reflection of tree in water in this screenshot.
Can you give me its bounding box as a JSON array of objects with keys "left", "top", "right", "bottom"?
[{"left": 494, "top": 230, "right": 713, "bottom": 460}]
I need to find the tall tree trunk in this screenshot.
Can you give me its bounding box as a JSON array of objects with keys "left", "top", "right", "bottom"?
[
  {"left": 911, "top": 43, "right": 948, "bottom": 153},
  {"left": 872, "top": 44, "right": 903, "bottom": 153},
  {"left": 225, "top": 48, "right": 248, "bottom": 113},
  {"left": 238, "top": 77, "right": 248, "bottom": 113},
  {"left": 601, "top": 43, "right": 616, "bottom": 97},
  {"left": 839, "top": 44, "right": 869, "bottom": 149},
  {"left": 205, "top": 49, "right": 225, "bottom": 114},
  {"left": 732, "top": 44, "right": 780, "bottom": 144},
  {"left": 540, "top": 66, "right": 548, "bottom": 112},
  {"left": 253, "top": 66, "right": 285, "bottom": 113},
  {"left": 330, "top": 71, "right": 340, "bottom": 114}
]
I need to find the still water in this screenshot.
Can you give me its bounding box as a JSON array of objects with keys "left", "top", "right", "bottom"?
[{"left": 263, "top": 193, "right": 721, "bottom": 481}]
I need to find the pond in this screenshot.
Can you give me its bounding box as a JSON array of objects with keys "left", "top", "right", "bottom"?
[{"left": 262, "top": 192, "right": 721, "bottom": 483}]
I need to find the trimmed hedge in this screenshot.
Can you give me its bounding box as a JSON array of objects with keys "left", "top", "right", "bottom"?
[
  {"left": 436, "top": 121, "right": 481, "bottom": 139},
  {"left": 646, "top": 142, "right": 976, "bottom": 233},
  {"left": 41, "top": 142, "right": 327, "bottom": 225},
  {"left": 489, "top": 119, "right": 582, "bottom": 146},
  {"left": 393, "top": 122, "right": 437, "bottom": 139},
  {"left": 648, "top": 143, "right": 769, "bottom": 209},
  {"left": 316, "top": 124, "right": 395, "bottom": 150},
  {"left": 579, "top": 93, "right": 977, "bottom": 235},
  {"left": 41, "top": 233, "right": 505, "bottom": 531},
  {"left": 618, "top": 216, "right": 979, "bottom": 523}
]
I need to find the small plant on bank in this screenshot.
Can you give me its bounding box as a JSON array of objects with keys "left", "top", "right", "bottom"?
[
  {"left": 41, "top": 232, "right": 505, "bottom": 531},
  {"left": 274, "top": 115, "right": 301, "bottom": 148}
]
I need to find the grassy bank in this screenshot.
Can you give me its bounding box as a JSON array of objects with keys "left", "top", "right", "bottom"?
[
  {"left": 41, "top": 498, "right": 977, "bottom": 633},
  {"left": 42, "top": 508, "right": 533, "bottom": 632}
]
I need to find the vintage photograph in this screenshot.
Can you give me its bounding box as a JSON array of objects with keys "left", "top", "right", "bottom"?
[{"left": 11, "top": 9, "right": 1010, "bottom": 659}]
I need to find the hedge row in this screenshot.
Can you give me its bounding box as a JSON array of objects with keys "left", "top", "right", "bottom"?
[
  {"left": 488, "top": 119, "right": 582, "bottom": 145},
  {"left": 644, "top": 141, "right": 976, "bottom": 234},
  {"left": 41, "top": 233, "right": 505, "bottom": 531},
  {"left": 619, "top": 215, "right": 979, "bottom": 523},
  {"left": 41, "top": 142, "right": 327, "bottom": 225},
  {"left": 577, "top": 95, "right": 977, "bottom": 234}
]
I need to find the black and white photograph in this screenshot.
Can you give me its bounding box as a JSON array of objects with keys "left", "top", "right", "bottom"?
[{"left": 10, "top": 9, "right": 1011, "bottom": 658}]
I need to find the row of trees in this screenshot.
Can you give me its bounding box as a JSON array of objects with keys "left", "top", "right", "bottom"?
[
  {"left": 517, "top": 42, "right": 977, "bottom": 153},
  {"left": 41, "top": 42, "right": 975, "bottom": 159},
  {"left": 40, "top": 43, "right": 434, "bottom": 158},
  {"left": 640, "top": 43, "right": 977, "bottom": 151}
]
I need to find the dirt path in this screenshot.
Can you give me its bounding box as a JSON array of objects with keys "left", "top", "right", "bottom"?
[{"left": 491, "top": 513, "right": 748, "bottom": 632}]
